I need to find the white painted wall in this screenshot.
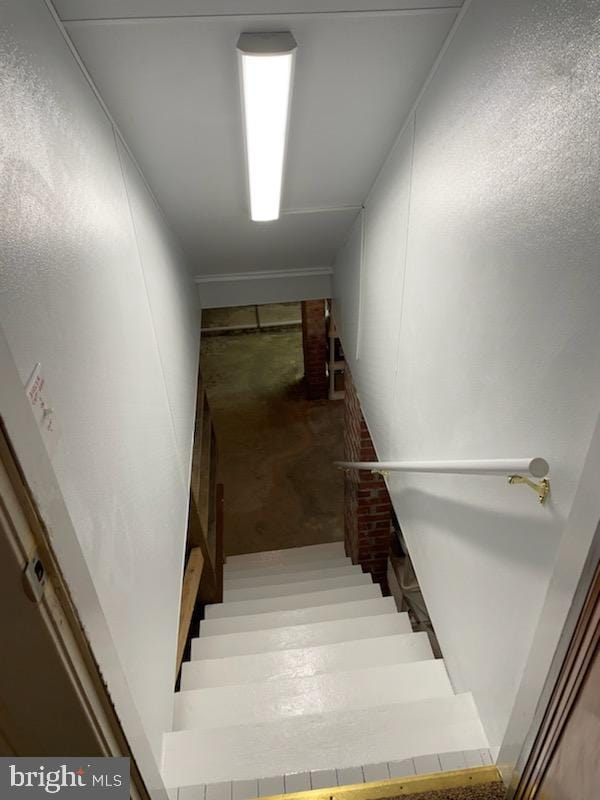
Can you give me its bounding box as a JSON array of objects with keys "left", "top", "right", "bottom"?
[
  {"left": 0, "top": 0, "right": 200, "bottom": 772},
  {"left": 333, "top": 0, "right": 600, "bottom": 752}
]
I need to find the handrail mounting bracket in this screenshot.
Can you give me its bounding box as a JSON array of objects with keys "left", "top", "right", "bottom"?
[
  {"left": 371, "top": 469, "right": 390, "bottom": 478},
  {"left": 508, "top": 475, "right": 550, "bottom": 504}
]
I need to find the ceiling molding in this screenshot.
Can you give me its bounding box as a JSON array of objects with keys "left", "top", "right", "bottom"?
[
  {"left": 282, "top": 205, "right": 362, "bottom": 216},
  {"left": 195, "top": 267, "right": 333, "bottom": 284},
  {"left": 60, "top": 7, "right": 461, "bottom": 25}
]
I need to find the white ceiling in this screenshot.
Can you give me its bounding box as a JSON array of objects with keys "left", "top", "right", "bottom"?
[{"left": 55, "top": 0, "right": 462, "bottom": 276}]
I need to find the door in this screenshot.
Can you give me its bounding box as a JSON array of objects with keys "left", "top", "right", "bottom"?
[{"left": 513, "top": 525, "right": 600, "bottom": 799}]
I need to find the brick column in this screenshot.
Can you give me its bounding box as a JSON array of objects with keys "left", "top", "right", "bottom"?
[
  {"left": 344, "top": 368, "right": 393, "bottom": 593},
  {"left": 301, "top": 300, "right": 328, "bottom": 400}
]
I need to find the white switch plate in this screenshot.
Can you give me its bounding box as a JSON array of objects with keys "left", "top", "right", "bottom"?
[{"left": 25, "top": 363, "right": 61, "bottom": 457}]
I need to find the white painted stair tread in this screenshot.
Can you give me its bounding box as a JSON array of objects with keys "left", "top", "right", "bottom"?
[
  {"left": 161, "top": 693, "right": 489, "bottom": 786},
  {"left": 225, "top": 542, "right": 345, "bottom": 568},
  {"left": 224, "top": 557, "right": 352, "bottom": 580},
  {"left": 191, "top": 612, "right": 412, "bottom": 659},
  {"left": 206, "top": 584, "right": 381, "bottom": 621},
  {"left": 223, "top": 572, "right": 371, "bottom": 603},
  {"left": 173, "top": 660, "right": 453, "bottom": 730},
  {"left": 181, "top": 632, "right": 433, "bottom": 690},
  {"left": 224, "top": 564, "right": 362, "bottom": 592},
  {"left": 200, "top": 597, "right": 396, "bottom": 636}
]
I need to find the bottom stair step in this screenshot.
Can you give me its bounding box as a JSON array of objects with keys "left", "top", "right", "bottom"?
[
  {"left": 162, "top": 693, "right": 489, "bottom": 786},
  {"left": 178, "top": 751, "right": 498, "bottom": 800}
]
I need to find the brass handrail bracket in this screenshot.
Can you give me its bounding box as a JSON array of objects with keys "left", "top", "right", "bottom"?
[{"left": 508, "top": 475, "right": 550, "bottom": 504}]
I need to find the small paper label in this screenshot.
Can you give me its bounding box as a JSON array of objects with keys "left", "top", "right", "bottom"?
[{"left": 25, "top": 363, "right": 61, "bottom": 457}]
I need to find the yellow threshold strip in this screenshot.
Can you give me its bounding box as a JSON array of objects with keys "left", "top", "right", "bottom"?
[{"left": 261, "top": 766, "right": 501, "bottom": 800}]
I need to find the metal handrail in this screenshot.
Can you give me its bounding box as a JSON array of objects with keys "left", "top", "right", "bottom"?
[{"left": 335, "top": 457, "right": 551, "bottom": 504}]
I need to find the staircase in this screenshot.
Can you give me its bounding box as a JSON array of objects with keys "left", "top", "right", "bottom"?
[{"left": 162, "top": 542, "right": 491, "bottom": 798}]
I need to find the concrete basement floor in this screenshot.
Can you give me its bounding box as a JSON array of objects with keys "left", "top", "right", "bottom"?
[{"left": 200, "top": 327, "right": 345, "bottom": 557}]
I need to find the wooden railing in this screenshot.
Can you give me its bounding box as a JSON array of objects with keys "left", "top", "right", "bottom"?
[{"left": 176, "top": 368, "right": 224, "bottom": 678}]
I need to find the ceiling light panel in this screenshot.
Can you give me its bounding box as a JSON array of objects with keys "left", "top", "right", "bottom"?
[{"left": 237, "top": 32, "right": 297, "bottom": 222}]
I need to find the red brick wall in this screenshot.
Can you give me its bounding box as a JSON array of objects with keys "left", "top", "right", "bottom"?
[
  {"left": 301, "top": 300, "right": 328, "bottom": 400},
  {"left": 344, "top": 368, "right": 392, "bottom": 593}
]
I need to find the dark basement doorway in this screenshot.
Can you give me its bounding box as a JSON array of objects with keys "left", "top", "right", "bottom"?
[{"left": 200, "top": 301, "right": 345, "bottom": 558}]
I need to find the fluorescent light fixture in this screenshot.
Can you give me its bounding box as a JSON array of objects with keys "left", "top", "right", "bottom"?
[{"left": 237, "top": 32, "right": 297, "bottom": 222}]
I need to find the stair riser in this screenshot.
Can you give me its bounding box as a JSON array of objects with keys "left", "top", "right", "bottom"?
[
  {"left": 207, "top": 584, "right": 381, "bottom": 620},
  {"left": 191, "top": 612, "right": 412, "bottom": 659},
  {"left": 224, "top": 564, "right": 362, "bottom": 591},
  {"left": 181, "top": 632, "right": 434, "bottom": 690},
  {"left": 224, "top": 557, "right": 352, "bottom": 580},
  {"left": 225, "top": 542, "right": 345, "bottom": 569},
  {"left": 200, "top": 597, "right": 397, "bottom": 637},
  {"left": 223, "top": 572, "right": 371, "bottom": 602}
]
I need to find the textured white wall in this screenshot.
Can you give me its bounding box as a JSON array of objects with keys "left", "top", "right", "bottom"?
[
  {"left": 333, "top": 0, "right": 600, "bottom": 750},
  {"left": 354, "top": 118, "right": 414, "bottom": 453},
  {"left": 0, "top": 0, "right": 200, "bottom": 764},
  {"left": 116, "top": 139, "right": 200, "bottom": 483}
]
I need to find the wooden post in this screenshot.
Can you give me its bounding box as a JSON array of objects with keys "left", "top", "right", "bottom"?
[
  {"left": 215, "top": 483, "right": 224, "bottom": 600},
  {"left": 176, "top": 547, "right": 204, "bottom": 676}
]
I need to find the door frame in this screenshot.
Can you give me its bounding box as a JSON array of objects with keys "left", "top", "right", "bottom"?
[
  {"left": 0, "top": 424, "right": 149, "bottom": 797},
  {"left": 510, "top": 520, "right": 600, "bottom": 797},
  {"left": 500, "top": 411, "right": 600, "bottom": 791}
]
